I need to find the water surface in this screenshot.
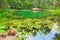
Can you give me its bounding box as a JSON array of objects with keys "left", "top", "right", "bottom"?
[{"left": 25, "top": 23, "right": 59, "bottom": 40}]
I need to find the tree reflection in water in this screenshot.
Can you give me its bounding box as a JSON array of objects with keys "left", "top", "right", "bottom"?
[{"left": 24, "top": 23, "right": 59, "bottom": 40}]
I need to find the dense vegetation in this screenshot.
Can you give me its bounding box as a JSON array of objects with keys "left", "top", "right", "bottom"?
[
  {"left": 0, "top": 0, "right": 60, "bottom": 9},
  {"left": 0, "top": 0, "right": 60, "bottom": 40}
]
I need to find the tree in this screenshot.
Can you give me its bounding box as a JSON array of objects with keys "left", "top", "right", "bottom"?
[
  {"left": 0, "top": 0, "right": 9, "bottom": 9},
  {"left": 54, "top": 33, "right": 60, "bottom": 40},
  {"left": 0, "top": 0, "right": 59, "bottom": 9}
]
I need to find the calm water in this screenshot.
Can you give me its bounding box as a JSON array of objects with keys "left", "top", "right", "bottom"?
[{"left": 24, "top": 23, "right": 59, "bottom": 40}]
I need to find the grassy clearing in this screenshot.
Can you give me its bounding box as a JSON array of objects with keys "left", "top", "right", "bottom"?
[{"left": 48, "top": 9, "right": 60, "bottom": 16}]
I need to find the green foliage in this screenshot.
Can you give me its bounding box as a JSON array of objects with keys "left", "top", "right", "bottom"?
[
  {"left": 0, "top": 0, "right": 60, "bottom": 40},
  {"left": 54, "top": 33, "right": 60, "bottom": 40},
  {"left": 0, "top": 0, "right": 60, "bottom": 9},
  {"left": 0, "top": 9, "right": 50, "bottom": 20},
  {"left": 48, "top": 10, "right": 60, "bottom": 16}
]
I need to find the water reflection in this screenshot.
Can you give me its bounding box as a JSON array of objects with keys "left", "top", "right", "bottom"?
[{"left": 25, "top": 23, "right": 59, "bottom": 40}]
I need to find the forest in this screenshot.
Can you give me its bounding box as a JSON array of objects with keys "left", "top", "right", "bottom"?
[{"left": 0, "top": 0, "right": 60, "bottom": 40}]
